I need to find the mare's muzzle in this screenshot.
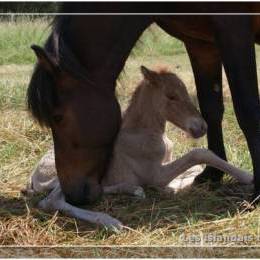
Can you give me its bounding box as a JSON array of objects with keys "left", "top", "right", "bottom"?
[{"left": 64, "top": 181, "right": 103, "bottom": 206}]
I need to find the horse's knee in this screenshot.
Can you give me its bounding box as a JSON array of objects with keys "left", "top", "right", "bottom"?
[{"left": 201, "top": 101, "right": 224, "bottom": 125}]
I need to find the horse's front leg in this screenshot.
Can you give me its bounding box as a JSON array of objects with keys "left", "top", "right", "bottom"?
[
  {"left": 185, "top": 41, "right": 226, "bottom": 184},
  {"left": 212, "top": 16, "right": 260, "bottom": 201}
]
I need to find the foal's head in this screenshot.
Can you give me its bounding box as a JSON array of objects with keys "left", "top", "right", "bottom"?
[{"left": 140, "top": 66, "right": 207, "bottom": 138}]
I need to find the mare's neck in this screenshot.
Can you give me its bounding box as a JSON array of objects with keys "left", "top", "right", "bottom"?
[{"left": 122, "top": 81, "right": 166, "bottom": 134}]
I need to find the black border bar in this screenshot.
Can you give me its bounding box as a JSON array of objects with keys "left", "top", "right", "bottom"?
[{"left": 0, "top": 2, "right": 260, "bottom": 14}]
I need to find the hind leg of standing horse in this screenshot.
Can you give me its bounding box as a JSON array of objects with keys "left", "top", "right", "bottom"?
[
  {"left": 185, "top": 42, "right": 227, "bottom": 184},
  {"left": 212, "top": 16, "right": 260, "bottom": 201}
]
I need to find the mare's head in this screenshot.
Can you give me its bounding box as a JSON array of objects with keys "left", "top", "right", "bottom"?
[
  {"left": 27, "top": 42, "right": 121, "bottom": 205},
  {"left": 140, "top": 65, "right": 207, "bottom": 138}
]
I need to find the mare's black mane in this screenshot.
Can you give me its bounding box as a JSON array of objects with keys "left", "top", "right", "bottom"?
[
  {"left": 27, "top": 12, "right": 90, "bottom": 127},
  {"left": 27, "top": 3, "right": 145, "bottom": 127}
]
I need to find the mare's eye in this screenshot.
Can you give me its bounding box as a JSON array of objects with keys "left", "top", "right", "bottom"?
[
  {"left": 167, "top": 95, "right": 177, "bottom": 101},
  {"left": 53, "top": 114, "right": 63, "bottom": 123}
]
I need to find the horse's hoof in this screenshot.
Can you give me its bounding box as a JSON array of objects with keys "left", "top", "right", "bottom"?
[{"left": 193, "top": 167, "right": 223, "bottom": 188}]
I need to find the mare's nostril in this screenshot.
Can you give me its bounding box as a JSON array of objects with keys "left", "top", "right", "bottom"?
[
  {"left": 64, "top": 181, "right": 102, "bottom": 206},
  {"left": 84, "top": 183, "right": 103, "bottom": 204},
  {"left": 64, "top": 181, "right": 90, "bottom": 206},
  {"left": 64, "top": 191, "right": 87, "bottom": 206}
]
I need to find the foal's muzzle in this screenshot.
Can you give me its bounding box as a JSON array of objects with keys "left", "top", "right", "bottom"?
[{"left": 187, "top": 118, "right": 208, "bottom": 139}]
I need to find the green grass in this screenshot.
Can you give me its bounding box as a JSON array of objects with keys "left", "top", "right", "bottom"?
[
  {"left": 0, "top": 19, "right": 185, "bottom": 66},
  {"left": 133, "top": 24, "right": 185, "bottom": 57},
  {"left": 0, "top": 65, "right": 32, "bottom": 109},
  {"left": 0, "top": 18, "right": 50, "bottom": 65},
  {"left": 0, "top": 18, "right": 259, "bottom": 257}
]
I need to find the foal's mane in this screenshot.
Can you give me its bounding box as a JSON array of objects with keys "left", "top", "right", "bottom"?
[
  {"left": 27, "top": 14, "right": 91, "bottom": 127},
  {"left": 123, "top": 65, "right": 171, "bottom": 119}
]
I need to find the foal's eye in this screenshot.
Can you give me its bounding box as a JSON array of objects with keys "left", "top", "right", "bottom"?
[{"left": 53, "top": 114, "right": 63, "bottom": 123}]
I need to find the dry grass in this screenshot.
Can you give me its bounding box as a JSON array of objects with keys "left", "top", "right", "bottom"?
[{"left": 1, "top": 22, "right": 260, "bottom": 257}]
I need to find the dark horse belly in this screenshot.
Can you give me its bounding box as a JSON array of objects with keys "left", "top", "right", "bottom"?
[
  {"left": 156, "top": 16, "right": 215, "bottom": 44},
  {"left": 157, "top": 16, "right": 260, "bottom": 45}
]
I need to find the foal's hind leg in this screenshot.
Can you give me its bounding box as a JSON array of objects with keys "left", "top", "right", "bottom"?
[
  {"left": 185, "top": 42, "right": 226, "bottom": 185},
  {"left": 21, "top": 148, "right": 58, "bottom": 196}
]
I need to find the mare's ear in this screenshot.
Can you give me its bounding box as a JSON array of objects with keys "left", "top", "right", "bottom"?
[
  {"left": 31, "top": 45, "right": 60, "bottom": 77},
  {"left": 140, "top": 65, "right": 159, "bottom": 85}
]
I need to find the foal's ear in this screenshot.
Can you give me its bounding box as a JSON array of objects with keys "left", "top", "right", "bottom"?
[
  {"left": 31, "top": 45, "right": 60, "bottom": 76},
  {"left": 140, "top": 66, "right": 158, "bottom": 84}
]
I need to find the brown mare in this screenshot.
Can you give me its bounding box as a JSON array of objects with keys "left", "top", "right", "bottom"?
[{"left": 27, "top": 3, "right": 260, "bottom": 205}]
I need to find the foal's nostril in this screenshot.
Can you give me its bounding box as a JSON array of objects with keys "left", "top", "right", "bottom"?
[{"left": 188, "top": 119, "right": 208, "bottom": 139}]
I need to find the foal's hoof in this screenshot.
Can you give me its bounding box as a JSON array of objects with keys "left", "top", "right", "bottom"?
[
  {"left": 134, "top": 187, "right": 146, "bottom": 199},
  {"left": 193, "top": 167, "right": 223, "bottom": 188},
  {"left": 97, "top": 213, "right": 123, "bottom": 233},
  {"left": 37, "top": 197, "right": 52, "bottom": 211},
  {"left": 20, "top": 187, "right": 35, "bottom": 198}
]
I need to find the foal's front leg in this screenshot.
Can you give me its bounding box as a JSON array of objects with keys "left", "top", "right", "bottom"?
[
  {"left": 151, "top": 148, "right": 253, "bottom": 188},
  {"left": 38, "top": 185, "right": 123, "bottom": 231},
  {"left": 103, "top": 183, "right": 146, "bottom": 198}
]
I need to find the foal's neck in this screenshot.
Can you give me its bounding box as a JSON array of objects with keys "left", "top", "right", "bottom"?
[{"left": 122, "top": 81, "right": 166, "bottom": 134}]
